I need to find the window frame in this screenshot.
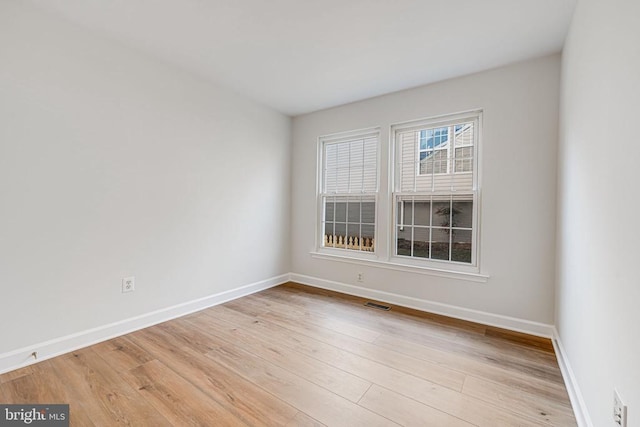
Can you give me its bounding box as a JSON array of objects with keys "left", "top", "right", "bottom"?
[
  {"left": 389, "top": 110, "right": 482, "bottom": 274},
  {"left": 316, "top": 127, "right": 381, "bottom": 259}
]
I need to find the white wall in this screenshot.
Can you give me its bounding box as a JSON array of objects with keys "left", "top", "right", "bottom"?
[
  {"left": 291, "top": 55, "right": 560, "bottom": 325},
  {"left": 557, "top": 0, "right": 640, "bottom": 425},
  {"left": 0, "top": 2, "right": 290, "bottom": 354}
]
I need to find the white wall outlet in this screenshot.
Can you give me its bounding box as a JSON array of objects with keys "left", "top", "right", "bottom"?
[
  {"left": 614, "top": 389, "right": 628, "bottom": 427},
  {"left": 357, "top": 272, "right": 364, "bottom": 283},
  {"left": 122, "top": 276, "right": 135, "bottom": 293}
]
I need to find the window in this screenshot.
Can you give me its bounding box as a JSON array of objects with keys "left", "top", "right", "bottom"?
[
  {"left": 418, "top": 127, "right": 449, "bottom": 174},
  {"left": 314, "top": 112, "right": 481, "bottom": 276},
  {"left": 393, "top": 111, "right": 480, "bottom": 267},
  {"left": 319, "top": 129, "right": 378, "bottom": 253}
]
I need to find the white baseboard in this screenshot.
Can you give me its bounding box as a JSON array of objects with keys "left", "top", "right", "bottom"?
[
  {"left": 289, "top": 273, "right": 555, "bottom": 338},
  {"left": 0, "top": 274, "right": 289, "bottom": 375},
  {"left": 552, "top": 328, "right": 593, "bottom": 427}
]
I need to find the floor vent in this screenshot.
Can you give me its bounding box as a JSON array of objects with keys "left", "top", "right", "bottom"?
[{"left": 364, "top": 302, "right": 391, "bottom": 311}]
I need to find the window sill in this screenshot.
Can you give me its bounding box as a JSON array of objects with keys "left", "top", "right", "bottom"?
[{"left": 310, "top": 251, "right": 489, "bottom": 283}]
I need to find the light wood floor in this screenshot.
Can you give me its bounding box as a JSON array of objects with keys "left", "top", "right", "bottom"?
[{"left": 0, "top": 283, "right": 577, "bottom": 426}]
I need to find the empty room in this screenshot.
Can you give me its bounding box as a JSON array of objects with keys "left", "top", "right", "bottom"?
[{"left": 0, "top": 0, "right": 638, "bottom": 426}]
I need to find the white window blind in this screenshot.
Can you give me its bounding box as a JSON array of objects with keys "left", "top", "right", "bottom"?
[
  {"left": 324, "top": 133, "right": 377, "bottom": 194},
  {"left": 320, "top": 130, "right": 378, "bottom": 253}
]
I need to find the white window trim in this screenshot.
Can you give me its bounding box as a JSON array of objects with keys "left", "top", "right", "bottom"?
[
  {"left": 309, "top": 251, "right": 489, "bottom": 283},
  {"left": 388, "top": 110, "right": 483, "bottom": 274},
  {"left": 311, "top": 111, "right": 486, "bottom": 282},
  {"left": 315, "top": 127, "right": 381, "bottom": 258}
]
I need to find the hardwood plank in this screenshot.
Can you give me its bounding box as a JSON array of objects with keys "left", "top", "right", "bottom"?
[
  {"left": 0, "top": 371, "right": 40, "bottom": 403},
  {"left": 31, "top": 361, "right": 98, "bottom": 427},
  {"left": 256, "top": 288, "right": 461, "bottom": 341},
  {"left": 223, "top": 298, "right": 271, "bottom": 317},
  {"left": 50, "top": 348, "right": 172, "bottom": 426},
  {"left": 273, "top": 283, "right": 487, "bottom": 337},
  {"left": 257, "top": 288, "right": 563, "bottom": 385},
  {"left": 207, "top": 303, "right": 466, "bottom": 392},
  {"left": 128, "top": 327, "right": 300, "bottom": 426},
  {"left": 203, "top": 338, "right": 398, "bottom": 427},
  {"left": 154, "top": 320, "right": 219, "bottom": 354},
  {"left": 182, "top": 312, "right": 372, "bottom": 402},
  {"left": 286, "top": 411, "right": 327, "bottom": 427},
  {"left": 121, "top": 359, "right": 248, "bottom": 427},
  {"left": 92, "top": 336, "right": 154, "bottom": 371},
  {"left": 462, "top": 376, "right": 576, "bottom": 426},
  {"left": 279, "top": 282, "right": 554, "bottom": 352},
  {"left": 359, "top": 384, "right": 476, "bottom": 427},
  {"left": 248, "top": 291, "right": 382, "bottom": 343},
  {"left": 215, "top": 304, "right": 545, "bottom": 426},
  {"left": 374, "top": 334, "right": 571, "bottom": 403},
  {"left": 267, "top": 285, "right": 558, "bottom": 365},
  {"left": 0, "top": 365, "right": 35, "bottom": 384},
  {"left": 0, "top": 363, "right": 97, "bottom": 427}
]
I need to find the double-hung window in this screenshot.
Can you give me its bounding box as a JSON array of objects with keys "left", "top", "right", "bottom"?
[
  {"left": 319, "top": 129, "right": 378, "bottom": 254},
  {"left": 392, "top": 111, "right": 481, "bottom": 269}
]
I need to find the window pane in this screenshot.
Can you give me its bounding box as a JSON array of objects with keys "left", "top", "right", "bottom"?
[
  {"left": 414, "top": 200, "right": 430, "bottom": 226},
  {"left": 323, "top": 197, "right": 375, "bottom": 253},
  {"left": 400, "top": 199, "right": 413, "bottom": 225},
  {"left": 335, "top": 202, "right": 346, "bottom": 222},
  {"left": 413, "top": 227, "right": 429, "bottom": 258},
  {"left": 455, "top": 146, "right": 473, "bottom": 172},
  {"left": 361, "top": 224, "right": 374, "bottom": 252},
  {"left": 362, "top": 166, "right": 377, "bottom": 193},
  {"left": 336, "top": 168, "right": 349, "bottom": 192},
  {"left": 452, "top": 200, "right": 473, "bottom": 228},
  {"left": 432, "top": 200, "right": 451, "bottom": 228},
  {"left": 349, "top": 139, "right": 364, "bottom": 166},
  {"left": 431, "top": 228, "right": 450, "bottom": 260},
  {"left": 361, "top": 224, "right": 374, "bottom": 240},
  {"left": 324, "top": 136, "right": 377, "bottom": 194},
  {"left": 433, "top": 150, "right": 448, "bottom": 174},
  {"left": 361, "top": 202, "right": 375, "bottom": 224},
  {"left": 347, "top": 201, "right": 360, "bottom": 222},
  {"left": 324, "top": 199, "right": 334, "bottom": 222},
  {"left": 397, "top": 226, "right": 412, "bottom": 256},
  {"left": 349, "top": 167, "right": 364, "bottom": 192},
  {"left": 419, "top": 152, "right": 432, "bottom": 174},
  {"left": 420, "top": 149, "right": 448, "bottom": 175},
  {"left": 324, "top": 222, "right": 334, "bottom": 239},
  {"left": 452, "top": 229, "right": 472, "bottom": 263},
  {"left": 453, "top": 122, "right": 474, "bottom": 147},
  {"left": 346, "top": 223, "right": 360, "bottom": 239}
]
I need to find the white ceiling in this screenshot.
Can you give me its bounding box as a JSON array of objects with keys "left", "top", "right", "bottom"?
[{"left": 31, "top": 0, "right": 576, "bottom": 116}]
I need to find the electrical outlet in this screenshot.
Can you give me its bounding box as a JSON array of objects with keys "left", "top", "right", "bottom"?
[
  {"left": 122, "top": 276, "right": 135, "bottom": 293},
  {"left": 357, "top": 272, "right": 364, "bottom": 283},
  {"left": 614, "top": 389, "right": 627, "bottom": 427}
]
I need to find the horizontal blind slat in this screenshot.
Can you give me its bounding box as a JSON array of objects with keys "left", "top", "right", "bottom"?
[{"left": 323, "top": 133, "right": 378, "bottom": 194}]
